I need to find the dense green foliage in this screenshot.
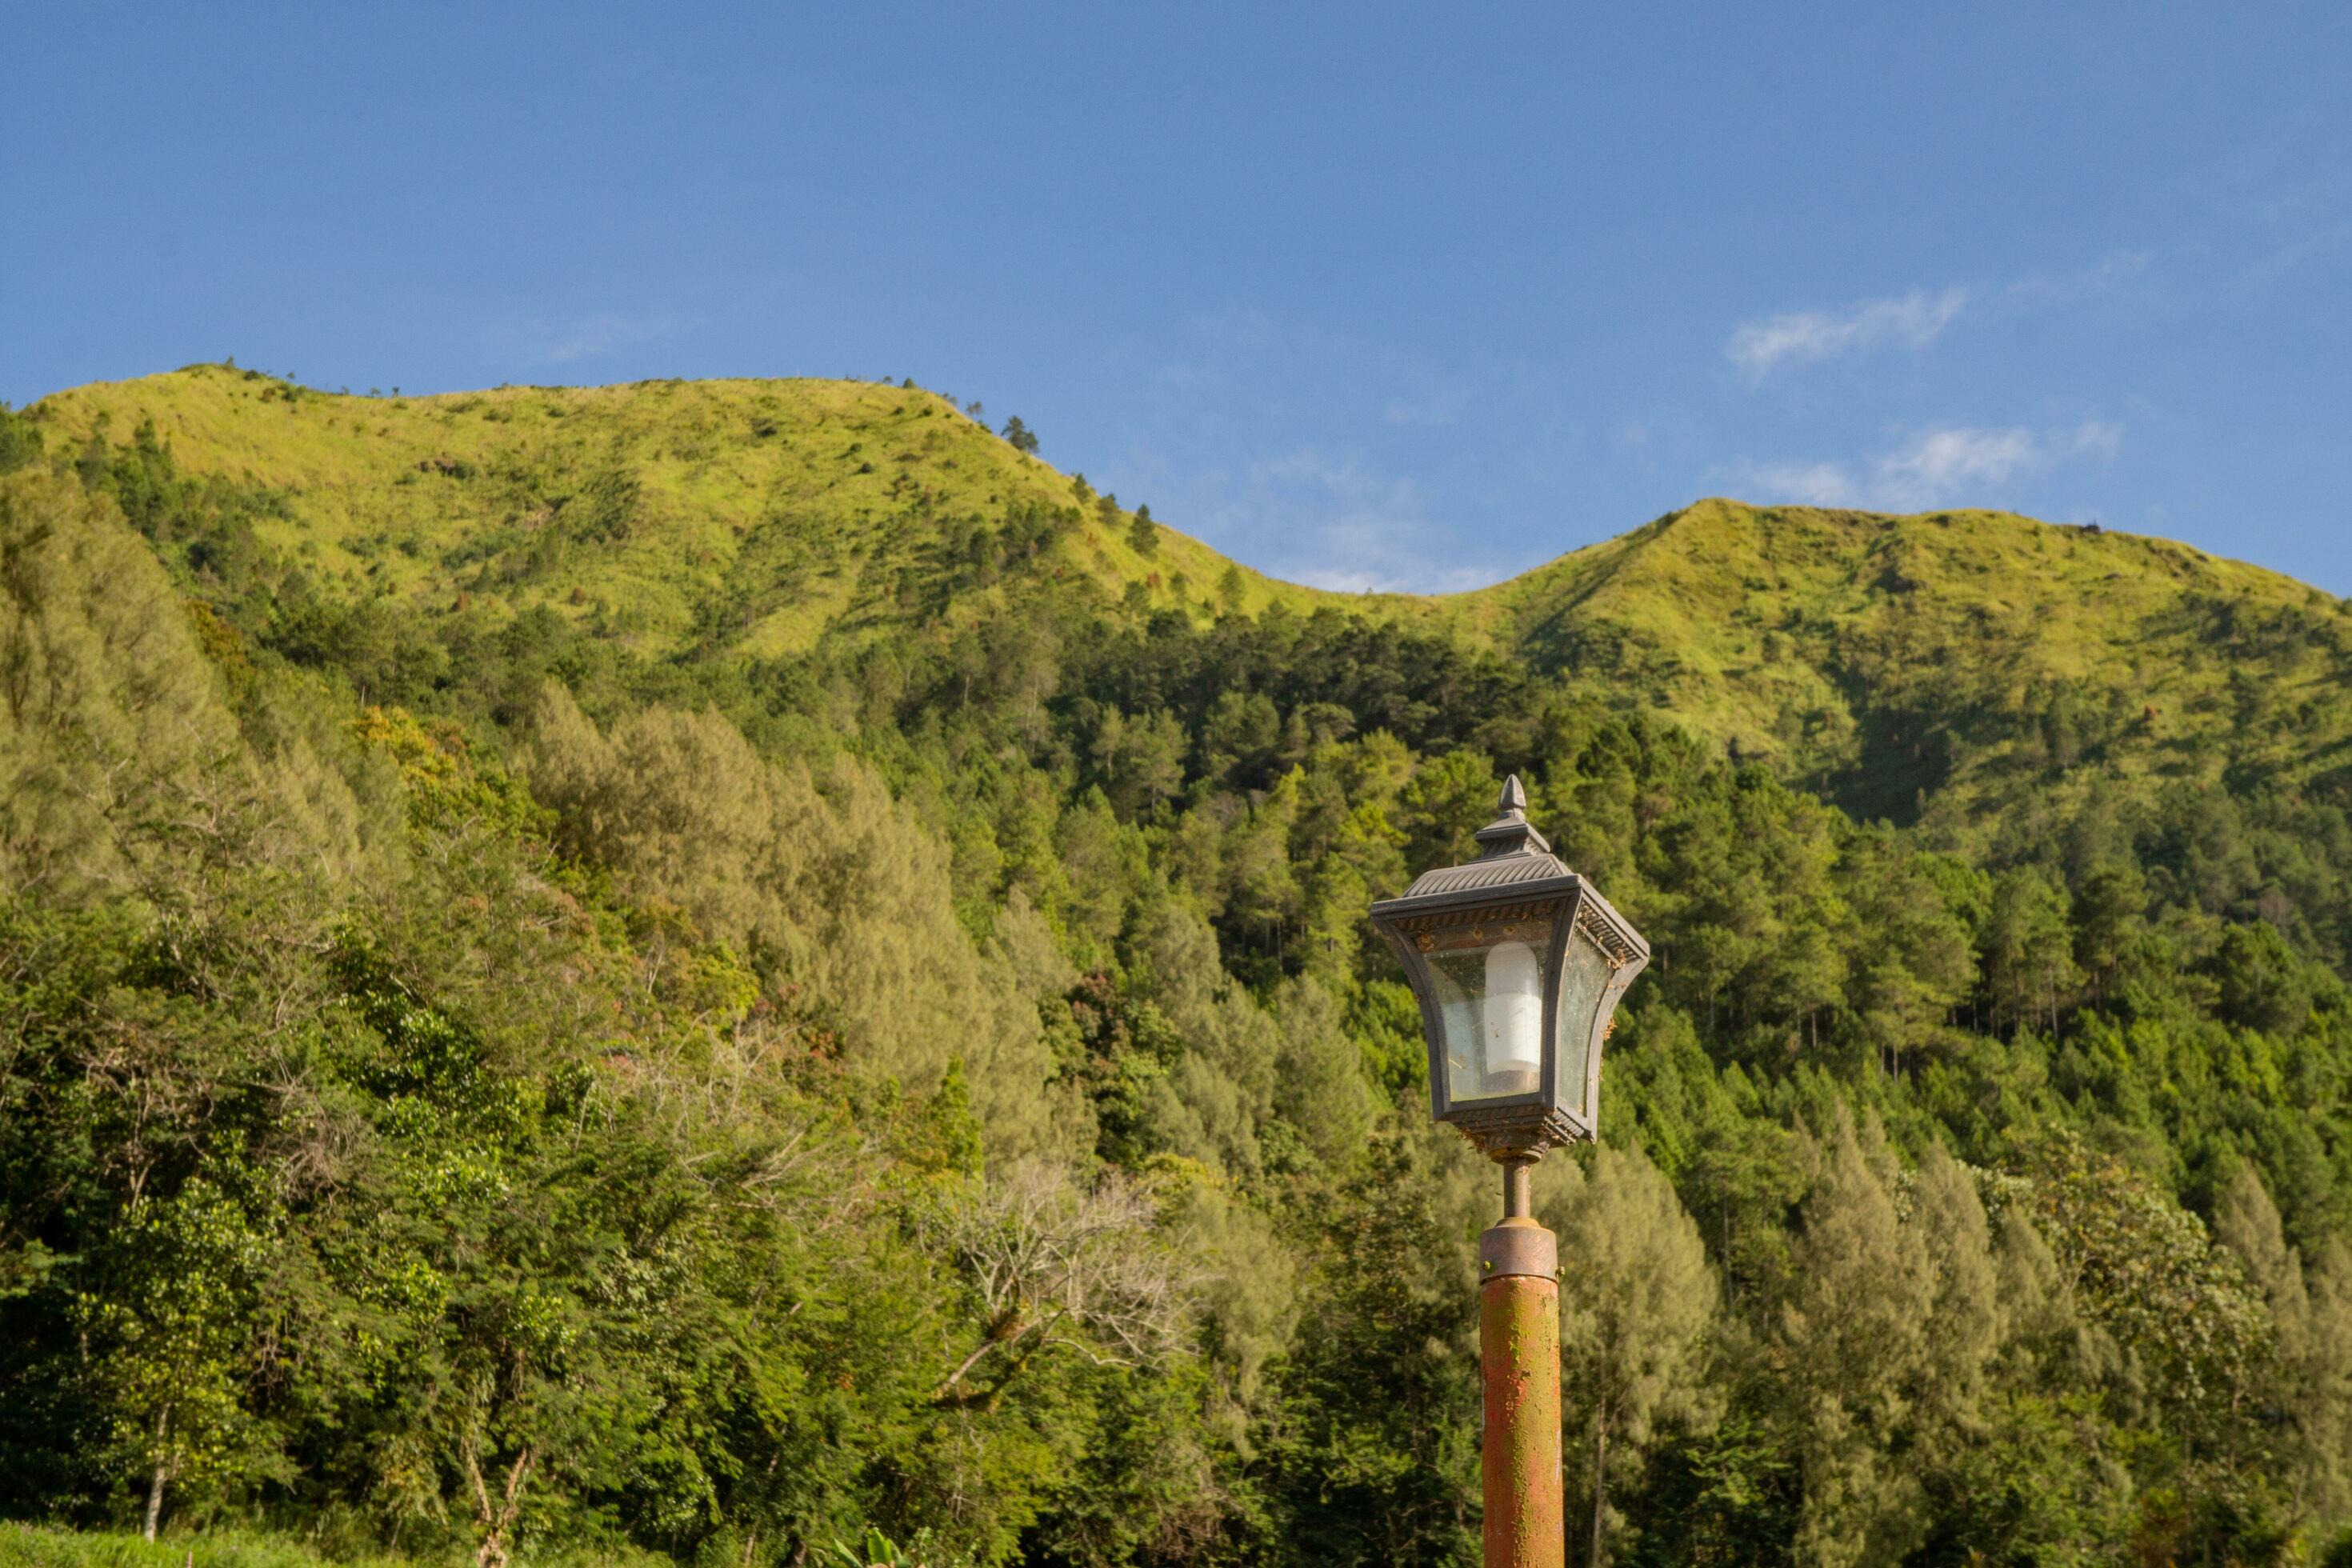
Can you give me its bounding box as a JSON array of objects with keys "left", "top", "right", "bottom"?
[{"left": 6, "top": 378, "right": 2352, "bottom": 1566}]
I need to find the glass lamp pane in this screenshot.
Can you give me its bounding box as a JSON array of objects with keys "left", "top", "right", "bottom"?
[
  {"left": 1554, "top": 926, "right": 1614, "bottom": 1118},
  {"left": 1418, "top": 906, "right": 1558, "bottom": 1102}
]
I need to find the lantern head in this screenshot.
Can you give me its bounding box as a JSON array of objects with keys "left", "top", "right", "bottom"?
[{"left": 1368, "top": 774, "right": 1649, "bottom": 1161}]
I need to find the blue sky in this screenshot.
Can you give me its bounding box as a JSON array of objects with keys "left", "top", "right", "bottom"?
[{"left": 6, "top": 3, "right": 2349, "bottom": 594}]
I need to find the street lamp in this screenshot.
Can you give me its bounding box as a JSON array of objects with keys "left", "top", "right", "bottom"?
[{"left": 1368, "top": 774, "right": 1650, "bottom": 1568}]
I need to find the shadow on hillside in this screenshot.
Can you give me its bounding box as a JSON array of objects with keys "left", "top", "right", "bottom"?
[{"left": 1807, "top": 684, "right": 1963, "bottom": 829}]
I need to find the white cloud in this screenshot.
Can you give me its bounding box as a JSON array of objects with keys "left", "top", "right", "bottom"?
[
  {"left": 1999, "top": 249, "right": 2155, "bottom": 307},
  {"left": 1740, "top": 420, "right": 2122, "bottom": 512},
  {"left": 1096, "top": 312, "right": 1551, "bottom": 593},
  {"left": 491, "top": 310, "right": 690, "bottom": 367},
  {"left": 1725, "top": 252, "right": 2152, "bottom": 382},
  {"left": 1725, "top": 287, "right": 1969, "bottom": 379},
  {"left": 1876, "top": 426, "right": 2042, "bottom": 495},
  {"left": 1742, "top": 459, "right": 1865, "bottom": 509},
  {"left": 1242, "top": 449, "right": 1497, "bottom": 594},
  {"left": 2068, "top": 419, "right": 2123, "bottom": 458}
]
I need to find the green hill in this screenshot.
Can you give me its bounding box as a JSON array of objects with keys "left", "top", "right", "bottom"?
[
  {"left": 1454, "top": 497, "right": 2352, "bottom": 833},
  {"left": 7, "top": 367, "right": 2352, "bottom": 1566},
  {"left": 26, "top": 367, "right": 2352, "bottom": 838},
  {"left": 28, "top": 365, "right": 1322, "bottom": 655}
]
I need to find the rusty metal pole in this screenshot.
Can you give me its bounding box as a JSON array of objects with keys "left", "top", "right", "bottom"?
[{"left": 1479, "top": 1157, "right": 1562, "bottom": 1568}]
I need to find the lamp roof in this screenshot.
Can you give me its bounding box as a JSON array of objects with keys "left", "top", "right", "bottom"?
[{"left": 1394, "top": 774, "right": 1573, "bottom": 901}]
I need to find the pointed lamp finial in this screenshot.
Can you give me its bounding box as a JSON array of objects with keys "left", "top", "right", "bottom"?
[{"left": 1474, "top": 774, "right": 1550, "bottom": 859}]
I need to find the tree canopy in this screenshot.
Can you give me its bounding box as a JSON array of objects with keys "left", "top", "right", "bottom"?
[{"left": 6, "top": 389, "right": 2352, "bottom": 1565}]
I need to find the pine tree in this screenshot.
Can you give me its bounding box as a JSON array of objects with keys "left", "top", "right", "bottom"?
[
  {"left": 1556, "top": 1142, "right": 1718, "bottom": 1566},
  {"left": 1128, "top": 503, "right": 1160, "bottom": 558},
  {"left": 1776, "top": 1114, "right": 1938, "bottom": 1566},
  {"left": 1270, "top": 974, "right": 1376, "bottom": 1166},
  {"left": 2218, "top": 1163, "right": 2352, "bottom": 1524},
  {"left": 1986, "top": 867, "right": 2081, "bottom": 1036}
]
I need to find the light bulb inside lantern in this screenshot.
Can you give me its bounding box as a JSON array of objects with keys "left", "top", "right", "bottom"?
[{"left": 1483, "top": 940, "right": 1542, "bottom": 1076}]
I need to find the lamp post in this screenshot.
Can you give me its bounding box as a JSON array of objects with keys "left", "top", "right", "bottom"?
[{"left": 1368, "top": 775, "right": 1650, "bottom": 1568}]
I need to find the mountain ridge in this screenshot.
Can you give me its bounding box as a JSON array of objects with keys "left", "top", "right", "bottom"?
[
  {"left": 21, "top": 366, "right": 2352, "bottom": 834},
  {"left": 31, "top": 366, "right": 2337, "bottom": 626}
]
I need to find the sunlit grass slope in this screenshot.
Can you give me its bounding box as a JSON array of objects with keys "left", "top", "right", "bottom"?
[
  {"left": 30, "top": 368, "right": 2352, "bottom": 832},
  {"left": 33, "top": 365, "right": 1325, "bottom": 655},
  {"left": 1421, "top": 498, "right": 2352, "bottom": 826}
]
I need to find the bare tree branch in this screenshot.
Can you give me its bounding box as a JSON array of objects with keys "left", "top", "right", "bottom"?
[{"left": 926, "top": 1161, "right": 1193, "bottom": 1407}]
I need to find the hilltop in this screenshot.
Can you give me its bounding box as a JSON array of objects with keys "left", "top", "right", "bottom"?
[
  {"left": 26, "top": 363, "right": 1322, "bottom": 654},
  {"left": 1461, "top": 498, "right": 2352, "bottom": 832},
  {"left": 23, "top": 366, "right": 2352, "bottom": 838}
]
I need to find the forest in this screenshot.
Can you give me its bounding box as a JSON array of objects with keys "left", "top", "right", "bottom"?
[{"left": 6, "top": 378, "right": 2352, "bottom": 1567}]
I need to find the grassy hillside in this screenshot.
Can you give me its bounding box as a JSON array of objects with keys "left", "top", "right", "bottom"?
[
  {"left": 1455, "top": 498, "right": 2352, "bottom": 830},
  {"left": 26, "top": 366, "right": 2352, "bottom": 841},
  {"left": 30, "top": 365, "right": 1322, "bottom": 658}
]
